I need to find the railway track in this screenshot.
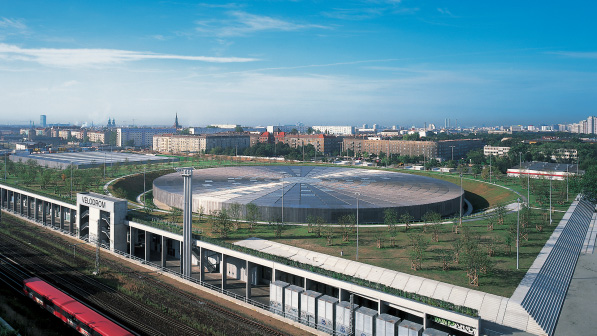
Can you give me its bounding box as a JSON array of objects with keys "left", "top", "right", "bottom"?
[
  {"left": 0, "top": 211, "right": 294, "bottom": 336},
  {"left": 0, "top": 235, "right": 186, "bottom": 335}
]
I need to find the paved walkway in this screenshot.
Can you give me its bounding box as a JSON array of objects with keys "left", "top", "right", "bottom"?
[{"left": 553, "top": 244, "right": 597, "bottom": 335}]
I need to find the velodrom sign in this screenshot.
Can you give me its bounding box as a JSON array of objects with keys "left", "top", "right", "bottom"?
[
  {"left": 81, "top": 195, "right": 107, "bottom": 209},
  {"left": 76, "top": 192, "right": 125, "bottom": 213}
]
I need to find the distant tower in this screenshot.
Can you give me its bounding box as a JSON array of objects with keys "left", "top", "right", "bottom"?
[
  {"left": 111, "top": 118, "right": 115, "bottom": 127},
  {"left": 174, "top": 113, "right": 181, "bottom": 129},
  {"left": 107, "top": 118, "right": 112, "bottom": 127},
  {"left": 40, "top": 115, "right": 47, "bottom": 127}
]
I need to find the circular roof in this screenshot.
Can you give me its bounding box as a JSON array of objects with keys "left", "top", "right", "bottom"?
[{"left": 153, "top": 165, "right": 462, "bottom": 210}]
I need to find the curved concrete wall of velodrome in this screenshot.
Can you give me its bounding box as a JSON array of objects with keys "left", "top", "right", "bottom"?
[{"left": 152, "top": 183, "right": 463, "bottom": 223}]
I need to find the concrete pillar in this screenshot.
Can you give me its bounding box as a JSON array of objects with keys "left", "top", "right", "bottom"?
[
  {"left": 42, "top": 201, "right": 47, "bottom": 224},
  {"left": 161, "top": 236, "right": 167, "bottom": 268},
  {"left": 51, "top": 204, "right": 56, "bottom": 227},
  {"left": 423, "top": 313, "right": 428, "bottom": 330},
  {"left": 19, "top": 193, "right": 24, "bottom": 215},
  {"left": 222, "top": 254, "right": 227, "bottom": 290},
  {"left": 199, "top": 247, "right": 205, "bottom": 282},
  {"left": 179, "top": 241, "right": 184, "bottom": 274},
  {"left": 378, "top": 300, "right": 389, "bottom": 314},
  {"left": 33, "top": 198, "right": 39, "bottom": 221},
  {"left": 129, "top": 227, "right": 137, "bottom": 256},
  {"left": 144, "top": 231, "right": 150, "bottom": 263},
  {"left": 246, "top": 260, "right": 252, "bottom": 300},
  {"left": 69, "top": 209, "right": 75, "bottom": 234},
  {"left": 59, "top": 206, "right": 64, "bottom": 230}
]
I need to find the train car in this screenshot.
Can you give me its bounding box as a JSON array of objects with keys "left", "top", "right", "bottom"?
[{"left": 23, "top": 277, "right": 133, "bottom": 336}]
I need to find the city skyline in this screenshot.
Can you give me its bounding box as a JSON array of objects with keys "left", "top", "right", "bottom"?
[{"left": 1, "top": 1, "right": 596, "bottom": 127}]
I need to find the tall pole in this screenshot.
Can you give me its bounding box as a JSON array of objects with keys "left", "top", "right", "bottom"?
[
  {"left": 281, "top": 176, "right": 284, "bottom": 224},
  {"left": 489, "top": 155, "right": 492, "bottom": 184},
  {"left": 566, "top": 164, "right": 569, "bottom": 202},
  {"left": 4, "top": 154, "right": 6, "bottom": 180},
  {"left": 356, "top": 192, "right": 360, "bottom": 261},
  {"left": 517, "top": 197, "right": 520, "bottom": 270},
  {"left": 143, "top": 164, "right": 146, "bottom": 205},
  {"left": 549, "top": 178, "right": 552, "bottom": 225},
  {"left": 70, "top": 161, "right": 73, "bottom": 199},
  {"left": 177, "top": 167, "right": 193, "bottom": 278},
  {"left": 459, "top": 173, "right": 463, "bottom": 226},
  {"left": 450, "top": 146, "right": 455, "bottom": 161},
  {"left": 527, "top": 160, "right": 530, "bottom": 205},
  {"left": 103, "top": 152, "right": 106, "bottom": 182}
]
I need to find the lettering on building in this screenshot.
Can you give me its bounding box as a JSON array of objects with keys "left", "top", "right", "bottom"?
[
  {"left": 81, "top": 196, "right": 106, "bottom": 209},
  {"left": 430, "top": 316, "right": 476, "bottom": 335}
]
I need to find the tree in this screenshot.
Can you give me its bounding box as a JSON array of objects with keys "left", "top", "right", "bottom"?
[
  {"left": 40, "top": 168, "right": 53, "bottom": 189},
  {"left": 339, "top": 214, "right": 355, "bottom": 242},
  {"left": 212, "top": 209, "right": 231, "bottom": 238},
  {"left": 422, "top": 211, "right": 441, "bottom": 240},
  {"left": 272, "top": 219, "right": 285, "bottom": 238},
  {"left": 228, "top": 203, "right": 242, "bottom": 230},
  {"left": 198, "top": 205, "right": 205, "bottom": 222},
  {"left": 384, "top": 209, "right": 398, "bottom": 246},
  {"left": 169, "top": 207, "right": 182, "bottom": 223},
  {"left": 400, "top": 212, "right": 413, "bottom": 232},
  {"left": 408, "top": 233, "right": 428, "bottom": 271},
  {"left": 461, "top": 228, "right": 492, "bottom": 287},
  {"left": 144, "top": 197, "right": 156, "bottom": 214},
  {"left": 439, "top": 249, "right": 452, "bottom": 271},
  {"left": 315, "top": 216, "right": 325, "bottom": 238},
  {"left": 234, "top": 126, "right": 244, "bottom": 132},
  {"left": 495, "top": 203, "right": 507, "bottom": 226},
  {"left": 323, "top": 223, "right": 334, "bottom": 245},
  {"left": 245, "top": 203, "right": 259, "bottom": 232},
  {"left": 581, "top": 165, "right": 597, "bottom": 203}
]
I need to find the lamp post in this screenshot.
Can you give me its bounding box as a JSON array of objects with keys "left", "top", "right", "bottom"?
[
  {"left": 489, "top": 155, "right": 492, "bottom": 184},
  {"left": 281, "top": 174, "right": 286, "bottom": 224},
  {"left": 356, "top": 192, "right": 360, "bottom": 261},
  {"left": 70, "top": 161, "right": 73, "bottom": 199},
  {"left": 566, "top": 164, "right": 569, "bottom": 202},
  {"left": 4, "top": 154, "right": 6, "bottom": 180},
  {"left": 517, "top": 197, "right": 520, "bottom": 270},
  {"left": 527, "top": 163, "right": 530, "bottom": 206},
  {"left": 459, "top": 173, "right": 463, "bottom": 226},
  {"left": 143, "top": 164, "right": 146, "bottom": 205},
  {"left": 549, "top": 178, "right": 552, "bottom": 225},
  {"left": 450, "top": 146, "right": 455, "bottom": 162}
]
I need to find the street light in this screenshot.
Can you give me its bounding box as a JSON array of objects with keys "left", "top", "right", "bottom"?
[
  {"left": 355, "top": 192, "right": 360, "bottom": 261},
  {"left": 281, "top": 174, "right": 287, "bottom": 224},
  {"left": 450, "top": 146, "right": 455, "bottom": 161},
  {"left": 566, "top": 164, "right": 569, "bottom": 202},
  {"left": 70, "top": 161, "right": 73, "bottom": 199},
  {"left": 549, "top": 178, "right": 552, "bottom": 225},
  {"left": 489, "top": 155, "right": 492, "bottom": 184},
  {"left": 459, "top": 173, "right": 463, "bottom": 226},
  {"left": 517, "top": 197, "right": 520, "bottom": 270}
]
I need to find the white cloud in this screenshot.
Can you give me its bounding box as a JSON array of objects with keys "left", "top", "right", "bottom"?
[
  {"left": 550, "top": 51, "right": 597, "bottom": 59},
  {"left": 196, "top": 11, "right": 328, "bottom": 37},
  {"left": 437, "top": 8, "right": 454, "bottom": 16},
  {"left": 0, "top": 43, "right": 258, "bottom": 67},
  {"left": 0, "top": 17, "right": 29, "bottom": 40}
]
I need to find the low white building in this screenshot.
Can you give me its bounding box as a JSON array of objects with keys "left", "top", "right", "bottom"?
[
  {"left": 507, "top": 162, "right": 581, "bottom": 181},
  {"left": 312, "top": 125, "right": 355, "bottom": 136},
  {"left": 484, "top": 145, "right": 510, "bottom": 157}
]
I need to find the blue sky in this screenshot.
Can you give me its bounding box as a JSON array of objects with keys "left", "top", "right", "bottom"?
[{"left": 0, "top": 1, "right": 596, "bottom": 127}]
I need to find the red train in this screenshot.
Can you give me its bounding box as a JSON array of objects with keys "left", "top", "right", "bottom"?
[{"left": 23, "top": 277, "right": 133, "bottom": 336}]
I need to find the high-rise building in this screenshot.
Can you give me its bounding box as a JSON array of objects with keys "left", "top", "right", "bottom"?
[{"left": 40, "top": 115, "right": 46, "bottom": 127}]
